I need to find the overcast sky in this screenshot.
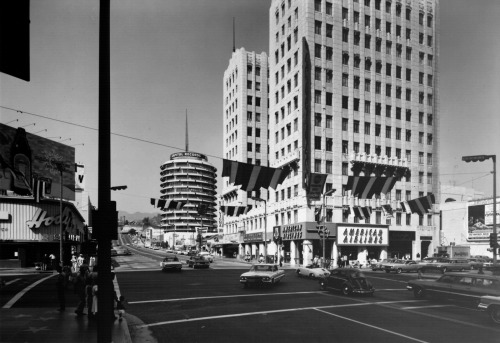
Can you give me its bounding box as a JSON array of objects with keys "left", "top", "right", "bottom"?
[{"left": 1, "top": 0, "right": 499, "bottom": 214}]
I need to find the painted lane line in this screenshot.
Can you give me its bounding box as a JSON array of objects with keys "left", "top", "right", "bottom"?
[
  {"left": 137, "top": 300, "right": 421, "bottom": 328},
  {"left": 401, "top": 305, "right": 452, "bottom": 310},
  {"left": 5, "top": 278, "right": 21, "bottom": 286},
  {"left": 128, "top": 291, "right": 326, "bottom": 304},
  {"left": 376, "top": 289, "right": 408, "bottom": 291},
  {"left": 3, "top": 274, "right": 56, "bottom": 309},
  {"left": 314, "top": 308, "right": 430, "bottom": 343}
]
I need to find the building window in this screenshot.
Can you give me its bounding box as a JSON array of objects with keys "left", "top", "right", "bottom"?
[
  {"left": 315, "top": 20, "right": 322, "bottom": 35},
  {"left": 342, "top": 52, "right": 349, "bottom": 65},
  {"left": 375, "top": 124, "right": 381, "bottom": 137},
  {"left": 342, "top": 28, "right": 349, "bottom": 43},
  {"left": 315, "top": 67, "right": 321, "bottom": 81},
  {"left": 364, "top": 143, "right": 371, "bottom": 154},
  {"left": 342, "top": 118, "right": 348, "bottom": 131},
  {"left": 427, "top": 133, "right": 433, "bottom": 145},
  {"left": 326, "top": 115, "right": 332, "bottom": 128},
  {"left": 326, "top": 138, "right": 333, "bottom": 152},
  {"left": 396, "top": 213, "right": 402, "bottom": 225},
  {"left": 406, "top": 89, "right": 411, "bottom": 101},
  {"left": 385, "top": 146, "right": 391, "bottom": 157},
  {"left": 427, "top": 173, "right": 433, "bottom": 184},
  {"left": 247, "top": 127, "right": 252, "bottom": 136},
  {"left": 342, "top": 73, "right": 349, "bottom": 87},
  {"left": 385, "top": 83, "right": 391, "bottom": 96},
  {"left": 386, "top": 105, "right": 392, "bottom": 117},
  {"left": 354, "top": 98, "right": 360, "bottom": 111},
  {"left": 406, "top": 129, "right": 411, "bottom": 142},
  {"left": 405, "top": 150, "right": 411, "bottom": 162},
  {"left": 406, "top": 47, "right": 412, "bottom": 61},
  {"left": 326, "top": 47, "right": 333, "bottom": 61},
  {"left": 315, "top": 90, "right": 321, "bottom": 104},
  {"left": 354, "top": 120, "right": 360, "bottom": 133},
  {"left": 315, "top": 44, "right": 322, "bottom": 58},
  {"left": 419, "top": 151, "right": 424, "bottom": 164},
  {"left": 315, "top": 0, "right": 321, "bottom": 12},
  {"left": 354, "top": 54, "right": 361, "bottom": 68},
  {"left": 247, "top": 143, "right": 252, "bottom": 152},
  {"left": 428, "top": 114, "right": 433, "bottom": 126},
  {"left": 342, "top": 162, "right": 349, "bottom": 175},
  {"left": 326, "top": 160, "right": 332, "bottom": 173},
  {"left": 365, "top": 35, "right": 371, "bottom": 49},
  {"left": 315, "top": 136, "right": 321, "bottom": 150},
  {"left": 314, "top": 159, "right": 321, "bottom": 172},
  {"left": 386, "top": 63, "right": 391, "bottom": 76},
  {"left": 342, "top": 140, "right": 349, "bottom": 154},
  {"left": 427, "top": 153, "right": 433, "bottom": 165},
  {"left": 315, "top": 113, "right": 322, "bottom": 127},
  {"left": 385, "top": 126, "right": 391, "bottom": 138},
  {"left": 342, "top": 96, "right": 349, "bottom": 109},
  {"left": 365, "top": 122, "right": 371, "bottom": 135},
  {"left": 375, "top": 81, "right": 381, "bottom": 94},
  {"left": 353, "top": 142, "right": 359, "bottom": 153},
  {"left": 365, "top": 78, "right": 371, "bottom": 92},
  {"left": 364, "top": 100, "right": 371, "bottom": 113},
  {"left": 326, "top": 2, "right": 332, "bottom": 15}
]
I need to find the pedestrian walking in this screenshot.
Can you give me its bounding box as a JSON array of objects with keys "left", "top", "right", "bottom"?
[
  {"left": 74, "top": 267, "right": 87, "bottom": 316},
  {"left": 77, "top": 254, "right": 84, "bottom": 268},
  {"left": 56, "top": 266, "right": 66, "bottom": 312},
  {"left": 49, "top": 253, "right": 56, "bottom": 269},
  {"left": 42, "top": 254, "right": 49, "bottom": 271},
  {"left": 71, "top": 254, "right": 78, "bottom": 273},
  {"left": 116, "top": 295, "right": 126, "bottom": 321}
]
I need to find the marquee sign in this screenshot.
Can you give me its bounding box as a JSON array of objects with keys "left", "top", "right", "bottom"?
[
  {"left": 26, "top": 207, "right": 78, "bottom": 233},
  {"left": 337, "top": 226, "right": 388, "bottom": 246}
]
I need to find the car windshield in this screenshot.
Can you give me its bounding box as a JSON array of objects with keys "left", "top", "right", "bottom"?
[
  {"left": 163, "top": 257, "right": 178, "bottom": 262},
  {"left": 347, "top": 270, "right": 366, "bottom": 278},
  {"left": 250, "top": 265, "right": 276, "bottom": 272}
]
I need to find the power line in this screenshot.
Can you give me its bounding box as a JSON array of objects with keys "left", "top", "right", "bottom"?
[{"left": 0, "top": 105, "right": 222, "bottom": 160}]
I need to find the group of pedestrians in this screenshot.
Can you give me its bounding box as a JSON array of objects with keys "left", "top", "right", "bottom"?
[{"left": 56, "top": 264, "right": 126, "bottom": 321}]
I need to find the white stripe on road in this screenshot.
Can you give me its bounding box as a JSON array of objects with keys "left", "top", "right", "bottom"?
[
  {"left": 314, "top": 308, "right": 429, "bottom": 343},
  {"left": 137, "top": 300, "right": 421, "bottom": 328},
  {"left": 5, "top": 278, "right": 21, "bottom": 286},
  {"left": 401, "top": 304, "right": 452, "bottom": 310},
  {"left": 3, "top": 274, "right": 56, "bottom": 309},
  {"left": 128, "top": 291, "right": 326, "bottom": 304}
]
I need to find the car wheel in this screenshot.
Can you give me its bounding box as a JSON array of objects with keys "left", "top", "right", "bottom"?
[
  {"left": 296, "top": 270, "right": 301, "bottom": 277},
  {"left": 413, "top": 287, "right": 425, "bottom": 299},
  {"left": 309, "top": 273, "right": 315, "bottom": 279},
  {"left": 396, "top": 268, "right": 402, "bottom": 274},
  {"left": 489, "top": 306, "right": 500, "bottom": 324},
  {"left": 320, "top": 282, "right": 326, "bottom": 291},
  {"left": 341, "top": 284, "right": 352, "bottom": 296}
]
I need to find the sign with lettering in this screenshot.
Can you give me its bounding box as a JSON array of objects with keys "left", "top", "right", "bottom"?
[
  {"left": 170, "top": 152, "right": 207, "bottom": 161},
  {"left": 282, "top": 224, "right": 304, "bottom": 241},
  {"left": 243, "top": 232, "right": 263, "bottom": 242},
  {"left": 337, "top": 226, "right": 388, "bottom": 246},
  {"left": 26, "top": 207, "right": 77, "bottom": 233}
]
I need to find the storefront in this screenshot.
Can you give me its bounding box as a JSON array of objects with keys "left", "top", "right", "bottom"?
[{"left": 0, "top": 197, "right": 87, "bottom": 268}]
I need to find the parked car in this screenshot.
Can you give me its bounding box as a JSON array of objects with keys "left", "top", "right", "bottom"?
[
  {"left": 198, "top": 251, "right": 214, "bottom": 263},
  {"left": 371, "top": 259, "right": 396, "bottom": 271},
  {"left": 110, "top": 249, "right": 118, "bottom": 257},
  {"left": 384, "top": 260, "right": 421, "bottom": 274},
  {"left": 296, "top": 264, "right": 330, "bottom": 279},
  {"left": 407, "top": 272, "right": 500, "bottom": 306},
  {"left": 187, "top": 250, "right": 198, "bottom": 257},
  {"left": 160, "top": 255, "right": 183, "bottom": 272},
  {"left": 187, "top": 256, "right": 210, "bottom": 269},
  {"left": 478, "top": 295, "right": 500, "bottom": 325},
  {"left": 420, "top": 257, "right": 471, "bottom": 272},
  {"left": 240, "top": 264, "right": 285, "bottom": 288},
  {"left": 468, "top": 258, "right": 486, "bottom": 270},
  {"left": 320, "top": 268, "right": 374, "bottom": 296}
]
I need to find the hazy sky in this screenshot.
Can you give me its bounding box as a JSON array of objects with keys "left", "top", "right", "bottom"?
[{"left": 1, "top": 0, "right": 499, "bottom": 214}]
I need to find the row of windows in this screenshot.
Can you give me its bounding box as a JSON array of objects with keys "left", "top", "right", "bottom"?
[
  {"left": 346, "top": 212, "right": 433, "bottom": 226},
  {"left": 341, "top": 6, "right": 433, "bottom": 27},
  {"left": 340, "top": 51, "right": 433, "bottom": 74},
  {"left": 342, "top": 73, "right": 433, "bottom": 90},
  {"left": 339, "top": 142, "right": 434, "bottom": 162},
  {"left": 340, "top": 119, "right": 433, "bottom": 142},
  {"left": 342, "top": 27, "right": 433, "bottom": 48},
  {"left": 341, "top": 93, "right": 434, "bottom": 111}
]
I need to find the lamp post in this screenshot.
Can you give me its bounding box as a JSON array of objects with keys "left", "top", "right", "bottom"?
[
  {"left": 252, "top": 196, "right": 267, "bottom": 262},
  {"left": 462, "top": 155, "right": 497, "bottom": 263},
  {"left": 321, "top": 189, "right": 336, "bottom": 268}
]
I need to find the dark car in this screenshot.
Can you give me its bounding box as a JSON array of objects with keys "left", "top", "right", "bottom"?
[
  {"left": 407, "top": 272, "right": 500, "bottom": 306},
  {"left": 187, "top": 256, "right": 210, "bottom": 269},
  {"left": 320, "top": 268, "right": 374, "bottom": 296}
]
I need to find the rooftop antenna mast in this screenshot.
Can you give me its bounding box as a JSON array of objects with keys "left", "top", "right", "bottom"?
[
  {"left": 232, "top": 17, "right": 235, "bottom": 53},
  {"left": 185, "top": 109, "right": 188, "bottom": 152}
]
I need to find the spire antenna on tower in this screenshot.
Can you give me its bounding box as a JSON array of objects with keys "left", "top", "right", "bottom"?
[
  {"left": 232, "top": 17, "right": 235, "bottom": 53},
  {"left": 185, "top": 109, "right": 189, "bottom": 152}
]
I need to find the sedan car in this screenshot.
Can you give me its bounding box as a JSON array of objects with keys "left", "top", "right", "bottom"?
[
  {"left": 371, "top": 259, "right": 396, "bottom": 271},
  {"left": 420, "top": 257, "right": 471, "bottom": 272},
  {"left": 240, "top": 264, "right": 285, "bottom": 288},
  {"left": 187, "top": 256, "right": 210, "bottom": 269},
  {"left": 320, "top": 268, "right": 374, "bottom": 296},
  {"left": 160, "top": 255, "right": 183, "bottom": 272},
  {"left": 478, "top": 295, "right": 500, "bottom": 325},
  {"left": 296, "top": 264, "right": 330, "bottom": 279},
  {"left": 198, "top": 251, "right": 214, "bottom": 263},
  {"left": 407, "top": 272, "right": 500, "bottom": 306},
  {"left": 384, "top": 260, "right": 421, "bottom": 274}
]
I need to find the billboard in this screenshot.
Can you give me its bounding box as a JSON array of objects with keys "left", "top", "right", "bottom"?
[
  {"left": 0, "top": 124, "right": 75, "bottom": 200},
  {"left": 467, "top": 198, "right": 500, "bottom": 241}
]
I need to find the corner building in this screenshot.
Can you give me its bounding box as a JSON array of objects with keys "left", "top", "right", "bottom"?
[{"left": 265, "top": 0, "right": 440, "bottom": 266}]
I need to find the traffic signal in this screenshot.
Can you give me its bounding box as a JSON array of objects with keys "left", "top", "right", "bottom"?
[
  {"left": 462, "top": 155, "right": 491, "bottom": 163},
  {"left": 490, "top": 233, "right": 499, "bottom": 248}
]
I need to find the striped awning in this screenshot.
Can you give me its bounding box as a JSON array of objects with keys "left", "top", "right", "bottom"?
[
  {"left": 220, "top": 205, "right": 253, "bottom": 217},
  {"left": 222, "top": 159, "right": 290, "bottom": 192},
  {"left": 345, "top": 176, "right": 398, "bottom": 199},
  {"left": 402, "top": 194, "right": 435, "bottom": 216}
]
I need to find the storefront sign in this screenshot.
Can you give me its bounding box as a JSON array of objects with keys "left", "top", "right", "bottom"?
[
  {"left": 337, "top": 226, "right": 388, "bottom": 246},
  {"left": 243, "top": 232, "right": 262, "bottom": 242},
  {"left": 170, "top": 152, "right": 207, "bottom": 160},
  {"left": 26, "top": 207, "right": 77, "bottom": 232},
  {"left": 282, "top": 224, "right": 304, "bottom": 240}
]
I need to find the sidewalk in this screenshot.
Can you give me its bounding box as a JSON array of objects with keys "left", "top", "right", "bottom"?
[{"left": 0, "top": 268, "right": 132, "bottom": 343}]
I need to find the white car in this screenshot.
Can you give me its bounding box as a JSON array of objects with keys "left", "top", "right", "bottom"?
[
  {"left": 198, "top": 251, "right": 214, "bottom": 263},
  {"left": 240, "top": 264, "right": 285, "bottom": 288},
  {"left": 296, "top": 264, "right": 330, "bottom": 279},
  {"left": 478, "top": 295, "right": 500, "bottom": 325},
  {"left": 160, "top": 255, "right": 183, "bottom": 272}
]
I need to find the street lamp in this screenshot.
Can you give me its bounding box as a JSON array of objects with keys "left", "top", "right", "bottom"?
[
  {"left": 462, "top": 155, "right": 497, "bottom": 263},
  {"left": 252, "top": 196, "right": 267, "bottom": 262},
  {"left": 321, "top": 189, "right": 336, "bottom": 268}
]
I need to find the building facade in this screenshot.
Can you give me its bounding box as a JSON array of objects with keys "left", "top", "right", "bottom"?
[
  {"left": 160, "top": 152, "right": 218, "bottom": 243},
  {"left": 221, "top": 0, "right": 440, "bottom": 266}
]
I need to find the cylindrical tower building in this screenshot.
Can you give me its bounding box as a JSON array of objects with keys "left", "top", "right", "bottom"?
[{"left": 160, "top": 152, "right": 217, "bottom": 233}]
